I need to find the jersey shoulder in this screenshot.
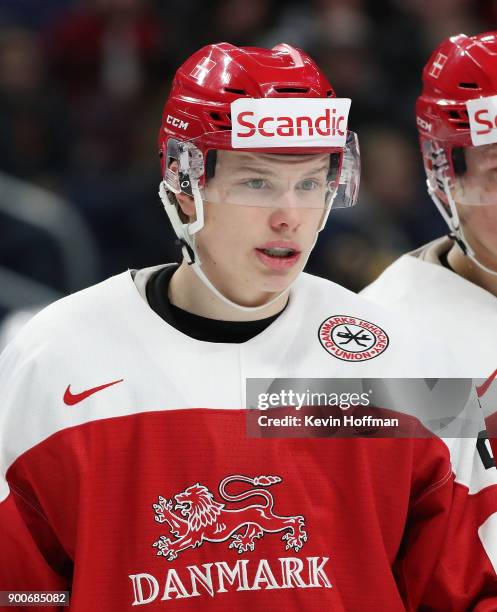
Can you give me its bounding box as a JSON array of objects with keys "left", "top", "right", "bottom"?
[
  {"left": 361, "top": 253, "right": 427, "bottom": 301},
  {"left": 298, "top": 271, "right": 413, "bottom": 325},
  {"left": 4, "top": 271, "right": 136, "bottom": 360},
  {"left": 362, "top": 241, "right": 495, "bottom": 310}
]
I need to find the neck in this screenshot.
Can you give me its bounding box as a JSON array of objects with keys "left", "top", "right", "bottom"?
[
  {"left": 447, "top": 242, "right": 497, "bottom": 297},
  {"left": 168, "top": 261, "right": 289, "bottom": 321}
]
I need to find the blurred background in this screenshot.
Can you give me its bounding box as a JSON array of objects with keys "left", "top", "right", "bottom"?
[{"left": 0, "top": 0, "right": 496, "bottom": 345}]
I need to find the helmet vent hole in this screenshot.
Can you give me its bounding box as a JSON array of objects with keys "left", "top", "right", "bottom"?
[
  {"left": 458, "top": 82, "right": 480, "bottom": 89},
  {"left": 273, "top": 86, "right": 309, "bottom": 93},
  {"left": 224, "top": 87, "right": 247, "bottom": 95},
  {"left": 326, "top": 90, "right": 333, "bottom": 97},
  {"left": 445, "top": 109, "right": 470, "bottom": 129},
  {"left": 208, "top": 111, "right": 232, "bottom": 129}
]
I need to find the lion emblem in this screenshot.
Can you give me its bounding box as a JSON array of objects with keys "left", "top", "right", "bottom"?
[{"left": 152, "top": 474, "right": 307, "bottom": 561}]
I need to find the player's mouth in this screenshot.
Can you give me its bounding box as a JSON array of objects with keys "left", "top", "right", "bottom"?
[{"left": 255, "top": 242, "right": 302, "bottom": 270}]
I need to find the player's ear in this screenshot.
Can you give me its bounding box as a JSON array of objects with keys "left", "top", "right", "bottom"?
[{"left": 169, "top": 160, "right": 195, "bottom": 217}]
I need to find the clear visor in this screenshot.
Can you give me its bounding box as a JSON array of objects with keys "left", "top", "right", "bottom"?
[
  {"left": 425, "top": 133, "right": 497, "bottom": 207},
  {"left": 164, "top": 131, "right": 360, "bottom": 210}
]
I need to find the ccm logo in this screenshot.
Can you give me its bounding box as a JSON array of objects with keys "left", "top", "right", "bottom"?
[
  {"left": 235, "top": 109, "right": 346, "bottom": 138},
  {"left": 416, "top": 116, "right": 432, "bottom": 132},
  {"left": 166, "top": 115, "right": 189, "bottom": 130}
]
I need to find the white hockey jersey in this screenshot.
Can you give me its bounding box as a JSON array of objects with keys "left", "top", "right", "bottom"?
[
  {"left": 1, "top": 267, "right": 496, "bottom": 611},
  {"left": 362, "top": 236, "right": 497, "bottom": 464},
  {"left": 362, "top": 236, "right": 497, "bottom": 378}
]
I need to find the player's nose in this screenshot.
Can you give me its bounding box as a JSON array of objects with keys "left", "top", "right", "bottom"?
[{"left": 268, "top": 203, "right": 302, "bottom": 232}]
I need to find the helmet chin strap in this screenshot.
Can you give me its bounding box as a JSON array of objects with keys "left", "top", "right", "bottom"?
[
  {"left": 159, "top": 179, "right": 320, "bottom": 313},
  {"left": 428, "top": 177, "right": 497, "bottom": 277}
]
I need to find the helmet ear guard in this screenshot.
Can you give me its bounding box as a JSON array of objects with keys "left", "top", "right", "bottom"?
[
  {"left": 178, "top": 173, "right": 192, "bottom": 196},
  {"left": 422, "top": 138, "right": 460, "bottom": 227},
  {"left": 175, "top": 150, "right": 216, "bottom": 197},
  {"left": 163, "top": 138, "right": 204, "bottom": 196}
]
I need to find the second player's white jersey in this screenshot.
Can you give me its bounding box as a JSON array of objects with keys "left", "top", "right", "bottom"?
[{"left": 361, "top": 236, "right": 497, "bottom": 379}]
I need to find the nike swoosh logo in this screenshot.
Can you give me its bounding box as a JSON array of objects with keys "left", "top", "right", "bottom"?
[
  {"left": 64, "top": 379, "right": 124, "bottom": 405},
  {"left": 476, "top": 368, "right": 497, "bottom": 398}
]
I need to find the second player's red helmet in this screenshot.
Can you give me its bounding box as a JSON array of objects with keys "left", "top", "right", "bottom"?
[
  {"left": 417, "top": 32, "right": 497, "bottom": 145},
  {"left": 415, "top": 32, "right": 497, "bottom": 275},
  {"left": 416, "top": 32, "right": 497, "bottom": 207}
]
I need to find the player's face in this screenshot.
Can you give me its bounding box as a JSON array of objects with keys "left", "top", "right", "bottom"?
[
  {"left": 455, "top": 144, "right": 497, "bottom": 265},
  {"left": 194, "top": 151, "right": 329, "bottom": 306}
]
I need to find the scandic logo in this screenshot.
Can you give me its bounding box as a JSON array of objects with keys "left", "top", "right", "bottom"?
[
  {"left": 231, "top": 98, "right": 351, "bottom": 148},
  {"left": 471, "top": 110, "right": 497, "bottom": 134},
  {"left": 236, "top": 108, "right": 346, "bottom": 138},
  {"left": 467, "top": 95, "right": 497, "bottom": 146}
]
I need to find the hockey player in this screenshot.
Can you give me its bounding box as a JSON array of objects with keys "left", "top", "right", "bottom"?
[
  {"left": 362, "top": 32, "right": 497, "bottom": 440},
  {"left": 1, "top": 42, "right": 496, "bottom": 610}
]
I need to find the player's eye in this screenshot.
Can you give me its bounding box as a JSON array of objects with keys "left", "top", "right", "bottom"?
[
  {"left": 243, "top": 179, "right": 270, "bottom": 190},
  {"left": 297, "top": 179, "right": 321, "bottom": 191}
]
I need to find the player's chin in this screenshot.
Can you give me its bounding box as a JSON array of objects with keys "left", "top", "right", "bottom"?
[{"left": 257, "top": 266, "right": 303, "bottom": 293}]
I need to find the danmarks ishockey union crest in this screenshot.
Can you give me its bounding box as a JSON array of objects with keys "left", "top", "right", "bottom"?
[
  {"left": 152, "top": 475, "right": 307, "bottom": 561},
  {"left": 319, "top": 315, "right": 389, "bottom": 362}
]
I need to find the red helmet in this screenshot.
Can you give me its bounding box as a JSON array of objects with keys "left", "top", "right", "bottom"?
[
  {"left": 158, "top": 41, "right": 359, "bottom": 225},
  {"left": 417, "top": 32, "right": 497, "bottom": 182},
  {"left": 158, "top": 42, "right": 338, "bottom": 176},
  {"left": 416, "top": 31, "right": 497, "bottom": 273}
]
